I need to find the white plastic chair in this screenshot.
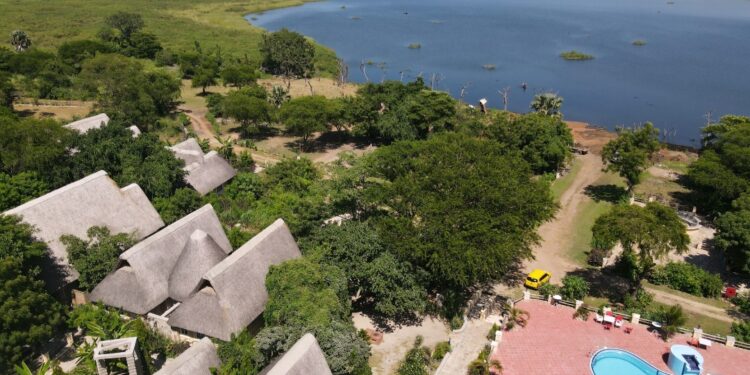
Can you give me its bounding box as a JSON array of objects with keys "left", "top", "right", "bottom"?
[{"left": 595, "top": 313, "right": 604, "bottom": 323}]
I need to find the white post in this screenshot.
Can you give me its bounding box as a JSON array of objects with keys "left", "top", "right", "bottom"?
[
  {"left": 726, "top": 336, "right": 736, "bottom": 348},
  {"left": 631, "top": 313, "right": 640, "bottom": 325},
  {"left": 575, "top": 300, "right": 583, "bottom": 310},
  {"left": 495, "top": 330, "right": 503, "bottom": 343},
  {"left": 692, "top": 328, "right": 703, "bottom": 340},
  {"left": 523, "top": 290, "right": 531, "bottom": 300}
]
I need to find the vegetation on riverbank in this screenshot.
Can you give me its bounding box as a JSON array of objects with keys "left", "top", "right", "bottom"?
[
  {"left": 560, "top": 50, "right": 594, "bottom": 61},
  {"left": 0, "top": 0, "right": 339, "bottom": 76}
]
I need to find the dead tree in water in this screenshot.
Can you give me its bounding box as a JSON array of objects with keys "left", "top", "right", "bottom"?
[
  {"left": 499, "top": 86, "right": 510, "bottom": 111},
  {"left": 430, "top": 73, "right": 443, "bottom": 90},
  {"left": 359, "top": 61, "right": 370, "bottom": 82},
  {"left": 337, "top": 59, "right": 349, "bottom": 86},
  {"left": 459, "top": 82, "right": 471, "bottom": 102}
]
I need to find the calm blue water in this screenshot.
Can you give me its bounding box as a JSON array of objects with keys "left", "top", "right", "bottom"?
[
  {"left": 591, "top": 349, "right": 669, "bottom": 375},
  {"left": 248, "top": 0, "right": 750, "bottom": 146}
]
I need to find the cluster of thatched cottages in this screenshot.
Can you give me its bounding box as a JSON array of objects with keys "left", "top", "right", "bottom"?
[{"left": 3, "top": 114, "right": 332, "bottom": 375}]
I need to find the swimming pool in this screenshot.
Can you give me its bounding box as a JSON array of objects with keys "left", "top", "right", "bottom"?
[{"left": 591, "top": 348, "right": 669, "bottom": 375}]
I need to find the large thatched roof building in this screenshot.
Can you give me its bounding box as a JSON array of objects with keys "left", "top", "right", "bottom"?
[
  {"left": 91, "top": 210, "right": 301, "bottom": 341},
  {"left": 4, "top": 170, "right": 164, "bottom": 284},
  {"left": 169, "top": 138, "right": 236, "bottom": 195},
  {"left": 259, "top": 334, "right": 332, "bottom": 375},
  {"left": 90, "top": 204, "right": 232, "bottom": 314},
  {"left": 168, "top": 219, "right": 301, "bottom": 340},
  {"left": 154, "top": 338, "right": 220, "bottom": 375},
  {"left": 64, "top": 113, "right": 110, "bottom": 133}
]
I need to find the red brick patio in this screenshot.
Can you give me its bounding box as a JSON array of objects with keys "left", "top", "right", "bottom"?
[{"left": 492, "top": 300, "right": 749, "bottom": 375}]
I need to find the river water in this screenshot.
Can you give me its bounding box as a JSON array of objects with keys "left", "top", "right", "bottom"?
[{"left": 248, "top": 0, "right": 750, "bottom": 145}]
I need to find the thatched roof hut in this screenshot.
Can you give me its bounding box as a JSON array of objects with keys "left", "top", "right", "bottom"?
[
  {"left": 170, "top": 138, "right": 236, "bottom": 195},
  {"left": 154, "top": 338, "right": 220, "bottom": 375},
  {"left": 259, "top": 334, "right": 332, "bottom": 375},
  {"left": 4, "top": 170, "right": 164, "bottom": 284},
  {"left": 90, "top": 204, "right": 231, "bottom": 314},
  {"left": 168, "top": 219, "right": 301, "bottom": 341},
  {"left": 64, "top": 113, "right": 110, "bottom": 133}
]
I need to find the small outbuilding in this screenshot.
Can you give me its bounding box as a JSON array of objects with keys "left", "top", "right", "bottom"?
[{"left": 169, "top": 138, "right": 236, "bottom": 195}]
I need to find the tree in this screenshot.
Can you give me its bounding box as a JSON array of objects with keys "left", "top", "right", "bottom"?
[
  {"left": 264, "top": 157, "right": 319, "bottom": 194},
  {"left": 0, "top": 72, "right": 15, "bottom": 108},
  {"left": 0, "top": 172, "right": 48, "bottom": 211},
  {"left": 153, "top": 188, "right": 202, "bottom": 225},
  {"left": 686, "top": 116, "right": 750, "bottom": 215},
  {"left": 58, "top": 40, "right": 114, "bottom": 70},
  {"left": 0, "top": 237, "right": 64, "bottom": 372},
  {"left": 360, "top": 133, "right": 556, "bottom": 292},
  {"left": 653, "top": 304, "right": 687, "bottom": 340},
  {"left": 221, "top": 64, "right": 258, "bottom": 88},
  {"left": 303, "top": 222, "right": 426, "bottom": 323},
  {"left": 530, "top": 93, "right": 562, "bottom": 117},
  {"left": 192, "top": 66, "right": 218, "bottom": 94},
  {"left": 260, "top": 28, "right": 315, "bottom": 80},
  {"left": 560, "top": 275, "right": 589, "bottom": 300},
  {"left": 715, "top": 209, "right": 750, "bottom": 274},
  {"left": 10, "top": 30, "right": 31, "bottom": 52},
  {"left": 592, "top": 203, "right": 689, "bottom": 293},
  {"left": 601, "top": 123, "right": 660, "bottom": 191},
  {"left": 279, "top": 95, "right": 331, "bottom": 147},
  {"left": 0, "top": 116, "right": 73, "bottom": 179},
  {"left": 486, "top": 112, "right": 574, "bottom": 174},
  {"left": 124, "top": 32, "right": 162, "bottom": 59},
  {"left": 397, "top": 336, "right": 430, "bottom": 375},
  {"left": 215, "top": 330, "right": 263, "bottom": 375},
  {"left": 62, "top": 226, "right": 136, "bottom": 291},
  {"left": 222, "top": 90, "right": 272, "bottom": 134},
  {"left": 101, "top": 12, "right": 144, "bottom": 43}
]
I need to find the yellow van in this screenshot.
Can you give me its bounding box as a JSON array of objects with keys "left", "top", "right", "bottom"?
[{"left": 524, "top": 269, "right": 551, "bottom": 289}]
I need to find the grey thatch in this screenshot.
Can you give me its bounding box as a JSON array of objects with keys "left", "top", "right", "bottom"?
[
  {"left": 259, "top": 334, "right": 332, "bottom": 375},
  {"left": 4, "top": 170, "right": 164, "bottom": 283},
  {"left": 64, "top": 113, "right": 110, "bottom": 133},
  {"left": 90, "top": 204, "right": 231, "bottom": 314},
  {"left": 154, "top": 338, "right": 220, "bottom": 375},
  {"left": 168, "top": 219, "right": 302, "bottom": 341},
  {"left": 170, "top": 138, "right": 236, "bottom": 195}
]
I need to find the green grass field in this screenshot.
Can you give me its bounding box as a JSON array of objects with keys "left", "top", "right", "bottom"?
[
  {"left": 0, "top": 0, "right": 339, "bottom": 76},
  {"left": 551, "top": 158, "right": 583, "bottom": 201}
]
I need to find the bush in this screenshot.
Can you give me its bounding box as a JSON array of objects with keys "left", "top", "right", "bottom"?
[
  {"left": 649, "top": 262, "right": 723, "bottom": 298},
  {"left": 623, "top": 289, "right": 653, "bottom": 312},
  {"left": 538, "top": 283, "right": 559, "bottom": 298},
  {"left": 652, "top": 304, "right": 687, "bottom": 340},
  {"left": 450, "top": 315, "right": 464, "bottom": 330},
  {"left": 432, "top": 341, "right": 451, "bottom": 361},
  {"left": 732, "top": 292, "right": 750, "bottom": 315},
  {"left": 486, "top": 323, "right": 500, "bottom": 340},
  {"left": 573, "top": 305, "right": 590, "bottom": 321},
  {"left": 561, "top": 275, "right": 590, "bottom": 300},
  {"left": 731, "top": 320, "right": 750, "bottom": 342},
  {"left": 587, "top": 247, "right": 608, "bottom": 266},
  {"left": 397, "top": 336, "right": 430, "bottom": 375}
]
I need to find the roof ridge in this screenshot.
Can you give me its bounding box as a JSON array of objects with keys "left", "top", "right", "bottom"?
[{"left": 4, "top": 170, "right": 109, "bottom": 214}]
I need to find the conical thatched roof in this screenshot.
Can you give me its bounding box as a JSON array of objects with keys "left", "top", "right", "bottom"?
[
  {"left": 64, "top": 113, "right": 110, "bottom": 133},
  {"left": 259, "top": 334, "right": 332, "bottom": 375},
  {"left": 4, "top": 170, "right": 164, "bottom": 284},
  {"left": 168, "top": 219, "right": 301, "bottom": 341},
  {"left": 90, "top": 204, "right": 231, "bottom": 314},
  {"left": 170, "top": 138, "right": 236, "bottom": 195},
  {"left": 154, "top": 337, "right": 220, "bottom": 375}
]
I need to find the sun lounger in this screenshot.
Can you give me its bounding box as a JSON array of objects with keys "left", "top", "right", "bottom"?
[{"left": 614, "top": 316, "right": 623, "bottom": 328}]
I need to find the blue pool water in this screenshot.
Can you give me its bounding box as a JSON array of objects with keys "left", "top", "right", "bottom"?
[
  {"left": 591, "top": 349, "right": 669, "bottom": 375},
  {"left": 249, "top": 0, "right": 750, "bottom": 146}
]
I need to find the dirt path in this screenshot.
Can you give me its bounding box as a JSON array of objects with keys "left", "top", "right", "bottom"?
[
  {"left": 180, "top": 108, "right": 220, "bottom": 147},
  {"left": 644, "top": 287, "right": 737, "bottom": 323},
  {"left": 435, "top": 320, "right": 493, "bottom": 375},
  {"left": 525, "top": 152, "right": 605, "bottom": 282}
]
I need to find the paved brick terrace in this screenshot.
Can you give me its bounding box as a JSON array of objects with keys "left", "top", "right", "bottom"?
[{"left": 492, "top": 300, "right": 750, "bottom": 375}]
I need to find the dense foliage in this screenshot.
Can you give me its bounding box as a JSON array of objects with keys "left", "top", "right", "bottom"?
[
  {"left": 153, "top": 188, "right": 203, "bottom": 225},
  {"left": 359, "top": 133, "right": 556, "bottom": 292},
  {"left": 0, "top": 215, "right": 65, "bottom": 373},
  {"left": 62, "top": 226, "right": 136, "bottom": 291},
  {"left": 592, "top": 203, "right": 689, "bottom": 292},
  {"left": 396, "top": 336, "right": 431, "bottom": 375},
  {"left": 648, "top": 262, "right": 723, "bottom": 298},
  {"left": 260, "top": 28, "right": 315, "bottom": 79},
  {"left": 0, "top": 172, "right": 48, "bottom": 211}
]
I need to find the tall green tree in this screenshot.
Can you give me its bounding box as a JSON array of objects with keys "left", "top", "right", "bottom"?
[
  {"left": 530, "top": 93, "right": 563, "bottom": 117},
  {"left": 222, "top": 89, "right": 272, "bottom": 134},
  {"left": 715, "top": 209, "right": 750, "bottom": 274},
  {"left": 592, "top": 203, "right": 689, "bottom": 292},
  {"left": 0, "top": 72, "right": 15, "bottom": 108},
  {"left": 0, "top": 172, "right": 48, "bottom": 211},
  {"left": 0, "top": 116, "right": 72, "bottom": 178},
  {"left": 221, "top": 64, "right": 258, "bottom": 88},
  {"left": 360, "top": 133, "right": 556, "bottom": 292},
  {"left": 62, "top": 226, "right": 136, "bottom": 291},
  {"left": 99, "top": 12, "right": 144, "bottom": 43},
  {"left": 279, "top": 95, "right": 331, "bottom": 147},
  {"left": 260, "top": 28, "right": 315, "bottom": 80},
  {"left": 601, "top": 123, "right": 660, "bottom": 191}
]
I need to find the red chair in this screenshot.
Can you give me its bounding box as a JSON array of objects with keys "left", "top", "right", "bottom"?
[
  {"left": 604, "top": 324, "right": 612, "bottom": 331},
  {"left": 624, "top": 327, "right": 633, "bottom": 334}
]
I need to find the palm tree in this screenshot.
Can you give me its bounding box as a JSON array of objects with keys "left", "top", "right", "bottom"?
[
  {"left": 86, "top": 319, "right": 137, "bottom": 340},
  {"left": 10, "top": 30, "right": 32, "bottom": 52},
  {"left": 505, "top": 306, "right": 530, "bottom": 330},
  {"left": 656, "top": 304, "right": 687, "bottom": 340},
  {"left": 530, "top": 93, "right": 563, "bottom": 117},
  {"left": 14, "top": 361, "right": 50, "bottom": 375}
]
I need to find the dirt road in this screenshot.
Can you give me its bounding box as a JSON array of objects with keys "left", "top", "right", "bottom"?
[
  {"left": 524, "top": 152, "right": 604, "bottom": 282},
  {"left": 645, "top": 286, "right": 737, "bottom": 323}
]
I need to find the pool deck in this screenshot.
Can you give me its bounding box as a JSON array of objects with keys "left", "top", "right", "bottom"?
[{"left": 492, "top": 300, "right": 749, "bottom": 375}]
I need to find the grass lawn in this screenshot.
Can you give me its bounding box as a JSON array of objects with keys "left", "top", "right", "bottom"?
[
  {"left": 0, "top": 0, "right": 338, "bottom": 76},
  {"left": 643, "top": 282, "right": 732, "bottom": 310},
  {"left": 633, "top": 170, "right": 689, "bottom": 204},
  {"left": 551, "top": 158, "right": 583, "bottom": 201},
  {"left": 566, "top": 172, "right": 625, "bottom": 265}
]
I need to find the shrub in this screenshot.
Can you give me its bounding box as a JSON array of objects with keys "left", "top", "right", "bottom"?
[
  {"left": 573, "top": 305, "right": 590, "bottom": 321},
  {"left": 732, "top": 292, "right": 750, "bottom": 315},
  {"left": 587, "top": 247, "right": 608, "bottom": 266},
  {"left": 486, "top": 323, "right": 500, "bottom": 340},
  {"left": 731, "top": 320, "right": 750, "bottom": 342},
  {"left": 432, "top": 341, "right": 451, "bottom": 361},
  {"left": 538, "top": 283, "right": 559, "bottom": 298},
  {"left": 397, "top": 336, "right": 430, "bottom": 375},
  {"left": 561, "top": 275, "right": 590, "bottom": 300},
  {"left": 623, "top": 289, "right": 653, "bottom": 312},
  {"left": 450, "top": 315, "right": 464, "bottom": 330},
  {"left": 652, "top": 304, "right": 687, "bottom": 340},
  {"left": 649, "top": 262, "right": 723, "bottom": 298}
]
